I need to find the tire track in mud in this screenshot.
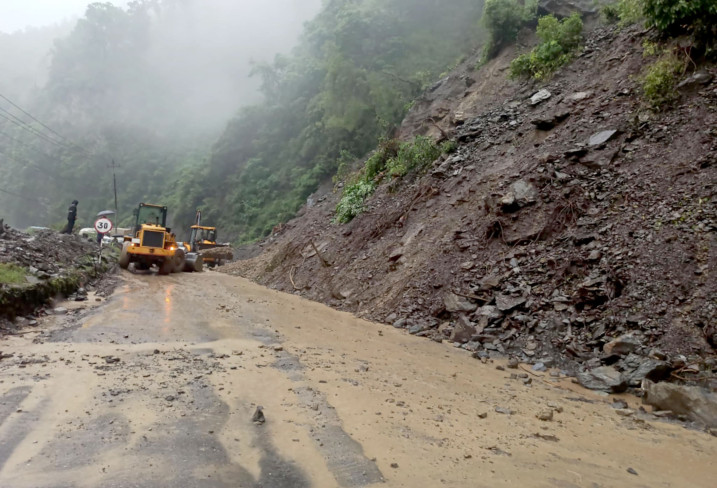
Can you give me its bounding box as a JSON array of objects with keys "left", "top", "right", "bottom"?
[{"left": 273, "top": 354, "right": 385, "bottom": 487}]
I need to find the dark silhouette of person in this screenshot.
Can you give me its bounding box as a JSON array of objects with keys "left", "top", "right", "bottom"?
[{"left": 63, "top": 200, "right": 78, "bottom": 234}]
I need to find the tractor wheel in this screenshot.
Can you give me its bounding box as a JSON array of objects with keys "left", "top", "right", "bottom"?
[
  {"left": 172, "top": 249, "right": 186, "bottom": 273},
  {"left": 193, "top": 255, "right": 204, "bottom": 272},
  {"left": 183, "top": 253, "right": 203, "bottom": 272},
  {"left": 158, "top": 257, "right": 173, "bottom": 275},
  {"left": 119, "top": 242, "right": 131, "bottom": 269}
]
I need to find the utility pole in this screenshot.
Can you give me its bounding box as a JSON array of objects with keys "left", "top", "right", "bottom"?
[{"left": 110, "top": 159, "right": 120, "bottom": 224}]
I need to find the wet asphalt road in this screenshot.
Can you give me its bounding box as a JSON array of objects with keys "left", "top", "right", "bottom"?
[
  {"left": 2, "top": 271, "right": 716, "bottom": 488},
  {"left": 0, "top": 271, "right": 383, "bottom": 488}
]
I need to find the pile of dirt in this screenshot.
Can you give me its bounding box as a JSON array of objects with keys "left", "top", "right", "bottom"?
[
  {"left": 223, "top": 24, "right": 716, "bottom": 394},
  {"left": 0, "top": 224, "right": 115, "bottom": 323}
]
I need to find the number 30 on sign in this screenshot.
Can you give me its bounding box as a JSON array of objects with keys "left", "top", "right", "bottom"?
[{"left": 94, "top": 217, "right": 113, "bottom": 234}]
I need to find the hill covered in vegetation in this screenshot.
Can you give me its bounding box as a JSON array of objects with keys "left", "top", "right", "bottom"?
[{"left": 0, "top": 0, "right": 486, "bottom": 242}]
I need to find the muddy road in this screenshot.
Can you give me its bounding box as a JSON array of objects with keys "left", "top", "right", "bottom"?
[{"left": 0, "top": 271, "right": 714, "bottom": 487}]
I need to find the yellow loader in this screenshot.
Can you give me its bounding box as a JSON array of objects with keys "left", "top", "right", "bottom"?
[{"left": 119, "top": 203, "right": 202, "bottom": 274}]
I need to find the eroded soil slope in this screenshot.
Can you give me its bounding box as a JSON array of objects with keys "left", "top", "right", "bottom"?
[{"left": 224, "top": 25, "right": 716, "bottom": 389}]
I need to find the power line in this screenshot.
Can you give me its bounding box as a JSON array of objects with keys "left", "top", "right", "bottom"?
[
  {"left": 0, "top": 130, "right": 53, "bottom": 158},
  {"left": 0, "top": 92, "right": 94, "bottom": 156},
  {"left": 0, "top": 109, "right": 71, "bottom": 150},
  {"left": 0, "top": 151, "right": 59, "bottom": 178},
  {"left": 0, "top": 104, "right": 66, "bottom": 146},
  {"left": 0, "top": 185, "right": 42, "bottom": 202}
]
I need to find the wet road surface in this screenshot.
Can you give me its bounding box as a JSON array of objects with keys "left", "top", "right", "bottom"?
[{"left": 0, "top": 271, "right": 715, "bottom": 487}]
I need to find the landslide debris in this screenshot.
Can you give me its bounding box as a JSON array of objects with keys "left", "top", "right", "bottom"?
[
  {"left": 223, "top": 23, "right": 716, "bottom": 404},
  {"left": 0, "top": 223, "right": 115, "bottom": 324}
]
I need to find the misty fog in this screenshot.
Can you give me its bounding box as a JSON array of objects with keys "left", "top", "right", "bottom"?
[
  {"left": 0, "top": 0, "right": 322, "bottom": 132},
  {"left": 144, "top": 0, "right": 323, "bottom": 133}
]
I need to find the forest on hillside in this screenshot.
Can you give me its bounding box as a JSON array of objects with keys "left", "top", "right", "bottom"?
[{"left": 0, "top": 0, "right": 485, "bottom": 242}]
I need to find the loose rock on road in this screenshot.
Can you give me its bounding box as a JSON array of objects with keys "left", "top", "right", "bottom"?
[{"left": 0, "top": 271, "right": 714, "bottom": 487}]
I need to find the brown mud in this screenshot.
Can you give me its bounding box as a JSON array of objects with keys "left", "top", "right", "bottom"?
[{"left": 0, "top": 271, "right": 715, "bottom": 487}]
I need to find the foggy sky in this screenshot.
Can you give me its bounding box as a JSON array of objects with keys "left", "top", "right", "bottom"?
[
  {"left": 144, "top": 0, "right": 324, "bottom": 133},
  {"left": 0, "top": 0, "right": 131, "bottom": 33}
]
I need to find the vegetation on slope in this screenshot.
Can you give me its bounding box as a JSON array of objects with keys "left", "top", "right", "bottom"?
[
  {"left": 176, "top": 0, "right": 487, "bottom": 242},
  {"left": 509, "top": 13, "right": 583, "bottom": 80}
]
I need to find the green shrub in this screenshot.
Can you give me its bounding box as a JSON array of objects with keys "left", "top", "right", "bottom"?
[
  {"left": 334, "top": 136, "right": 451, "bottom": 223},
  {"left": 643, "top": 0, "right": 717, "bottom": 38},
  {"left": 641, "top": 53, "right": 684, "bottom": 109},
  {"left": 332, "top": 150, "right": 358, "bottom": 184},
  {"left": 364, "top": 139, "right": 400, "bottom": 182},
  {"left": 481, "top": 0, "right": 538, "bottom": 59},
  {"left": 0, "top": 263, "right": 28, "bottom": 285},
  {"left": 510, "top": 13, "right": 583, "bottom": 80},
  {"left": 602, "top": 0, "right": 644, "bottom": 26},
  {"left": 386, "top": 136, "right": 443, "bottom": 177},
  {"left": 335, "top": 180, "right": 377, "bottom": 223},
  {"left": 441, "top": 140, "right": 458, "bottom": 154}
]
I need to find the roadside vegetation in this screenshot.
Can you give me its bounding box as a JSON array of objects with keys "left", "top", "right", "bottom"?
[
  {"left": 509, "top": 13, "right": 583, "bottom": 80},
  {"left": 640, "top": 50, "right": 685, "bottom": 109},
  {"left": 186, "top": 0, "right": 487, "bottom": 241},
  {"left": 335, "top": 136, "right": 453, "bottom": 223},
  {"left": 0, "top": 263, "right": 27, "bottom": 285}
]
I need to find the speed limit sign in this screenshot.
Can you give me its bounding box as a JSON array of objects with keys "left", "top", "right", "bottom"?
[{"left": 94, "top": 217, "right": 113, "bottom": 234}]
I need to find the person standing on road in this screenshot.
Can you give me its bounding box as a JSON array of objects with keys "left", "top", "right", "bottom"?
[{"left": 63, "top": 199, "right": 78, "bottom": 234}]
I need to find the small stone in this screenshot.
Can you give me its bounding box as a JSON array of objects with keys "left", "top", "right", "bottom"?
[
  {"left": 603, "top": 333, "right": 641, "bottom": 356},
  {"left": 390, "top": 463, "right": 399, "bottom": 469},
  {"left": 477, "top": 412, "right": 488, "bottom": 419},
  {"left": 252, "top": 406, "right": 265, "bottom": 424},
  {"left": 444, "top": 292, "right": 477, "bottom": 313},
  {"left": 530, "top": 89, "right": 551, "bottom": 105},
  {"left": 536, "top": 409, "right": 553, "bottom": 421},
  {"left": 627, "top": 467, "right": 638, "bottom": 476},
  {"left": 507, "top": 358, "right": 519, "bottom": 369},
  {"left": 615, "top": 408, "right": 634, "bottom": 417},
  {"left": 588, "top": 130, "right": 618, "bottom": 146},
  {"left": 532, "top": 362, "right": 547, "bottom": 372},
  {"left": 53, "top": 307, "right": 68, "bottom": 315},
  {"left": 495, "top": 294, "right": 526, "bottom": 312},
  {"left": 495, "top": 406, "right": 514, "bottom": 415}
]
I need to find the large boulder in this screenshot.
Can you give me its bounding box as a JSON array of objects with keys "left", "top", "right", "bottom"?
[
  {"left": 577, "top": 366, "right": 628, "bottom": 393},
  {"left": 642, "top": 380, "right": 717, "bottom": 428}
]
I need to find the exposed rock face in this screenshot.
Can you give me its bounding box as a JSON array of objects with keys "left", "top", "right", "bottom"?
[
  {"left": 538, "top": 0, "right": 607, "bottom": 17},
  {"left": 642, "top": 380, "right": 717, "bottom": 428},
  {"left": 224, "top": 25, "right": 717, "bottom": 388}
]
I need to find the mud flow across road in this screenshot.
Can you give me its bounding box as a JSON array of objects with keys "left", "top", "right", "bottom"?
[{"left": 0, "top": 271, "right": 714, "bottom": 487}]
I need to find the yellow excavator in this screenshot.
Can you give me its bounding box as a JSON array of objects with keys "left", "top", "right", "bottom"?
[
  {"left": 119, "top": 203, "right": 203, "bottom": 274},
  {"left": 184, "top": 210, "right": 233, "bottom": 267}
]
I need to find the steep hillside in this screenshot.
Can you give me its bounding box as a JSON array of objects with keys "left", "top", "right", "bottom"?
[{"left": 224, "top": 21, "right": 716, "bottom": 391}]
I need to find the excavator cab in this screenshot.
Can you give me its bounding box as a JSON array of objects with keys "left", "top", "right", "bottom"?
[
  {"left": 185, "top": 210, "right": 232, "bottom": 267},
  {"left": 189, "top": 226, "right": 217, "bottom": 247}
]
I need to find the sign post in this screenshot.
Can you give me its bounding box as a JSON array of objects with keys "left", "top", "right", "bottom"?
[{"left": 94, "top": 217, "right": 114, "bottom": 266}]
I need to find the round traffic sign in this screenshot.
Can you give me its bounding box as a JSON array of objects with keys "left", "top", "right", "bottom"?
[{"left": 94, "top": 217, "right": 113, "bottom": 234}]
